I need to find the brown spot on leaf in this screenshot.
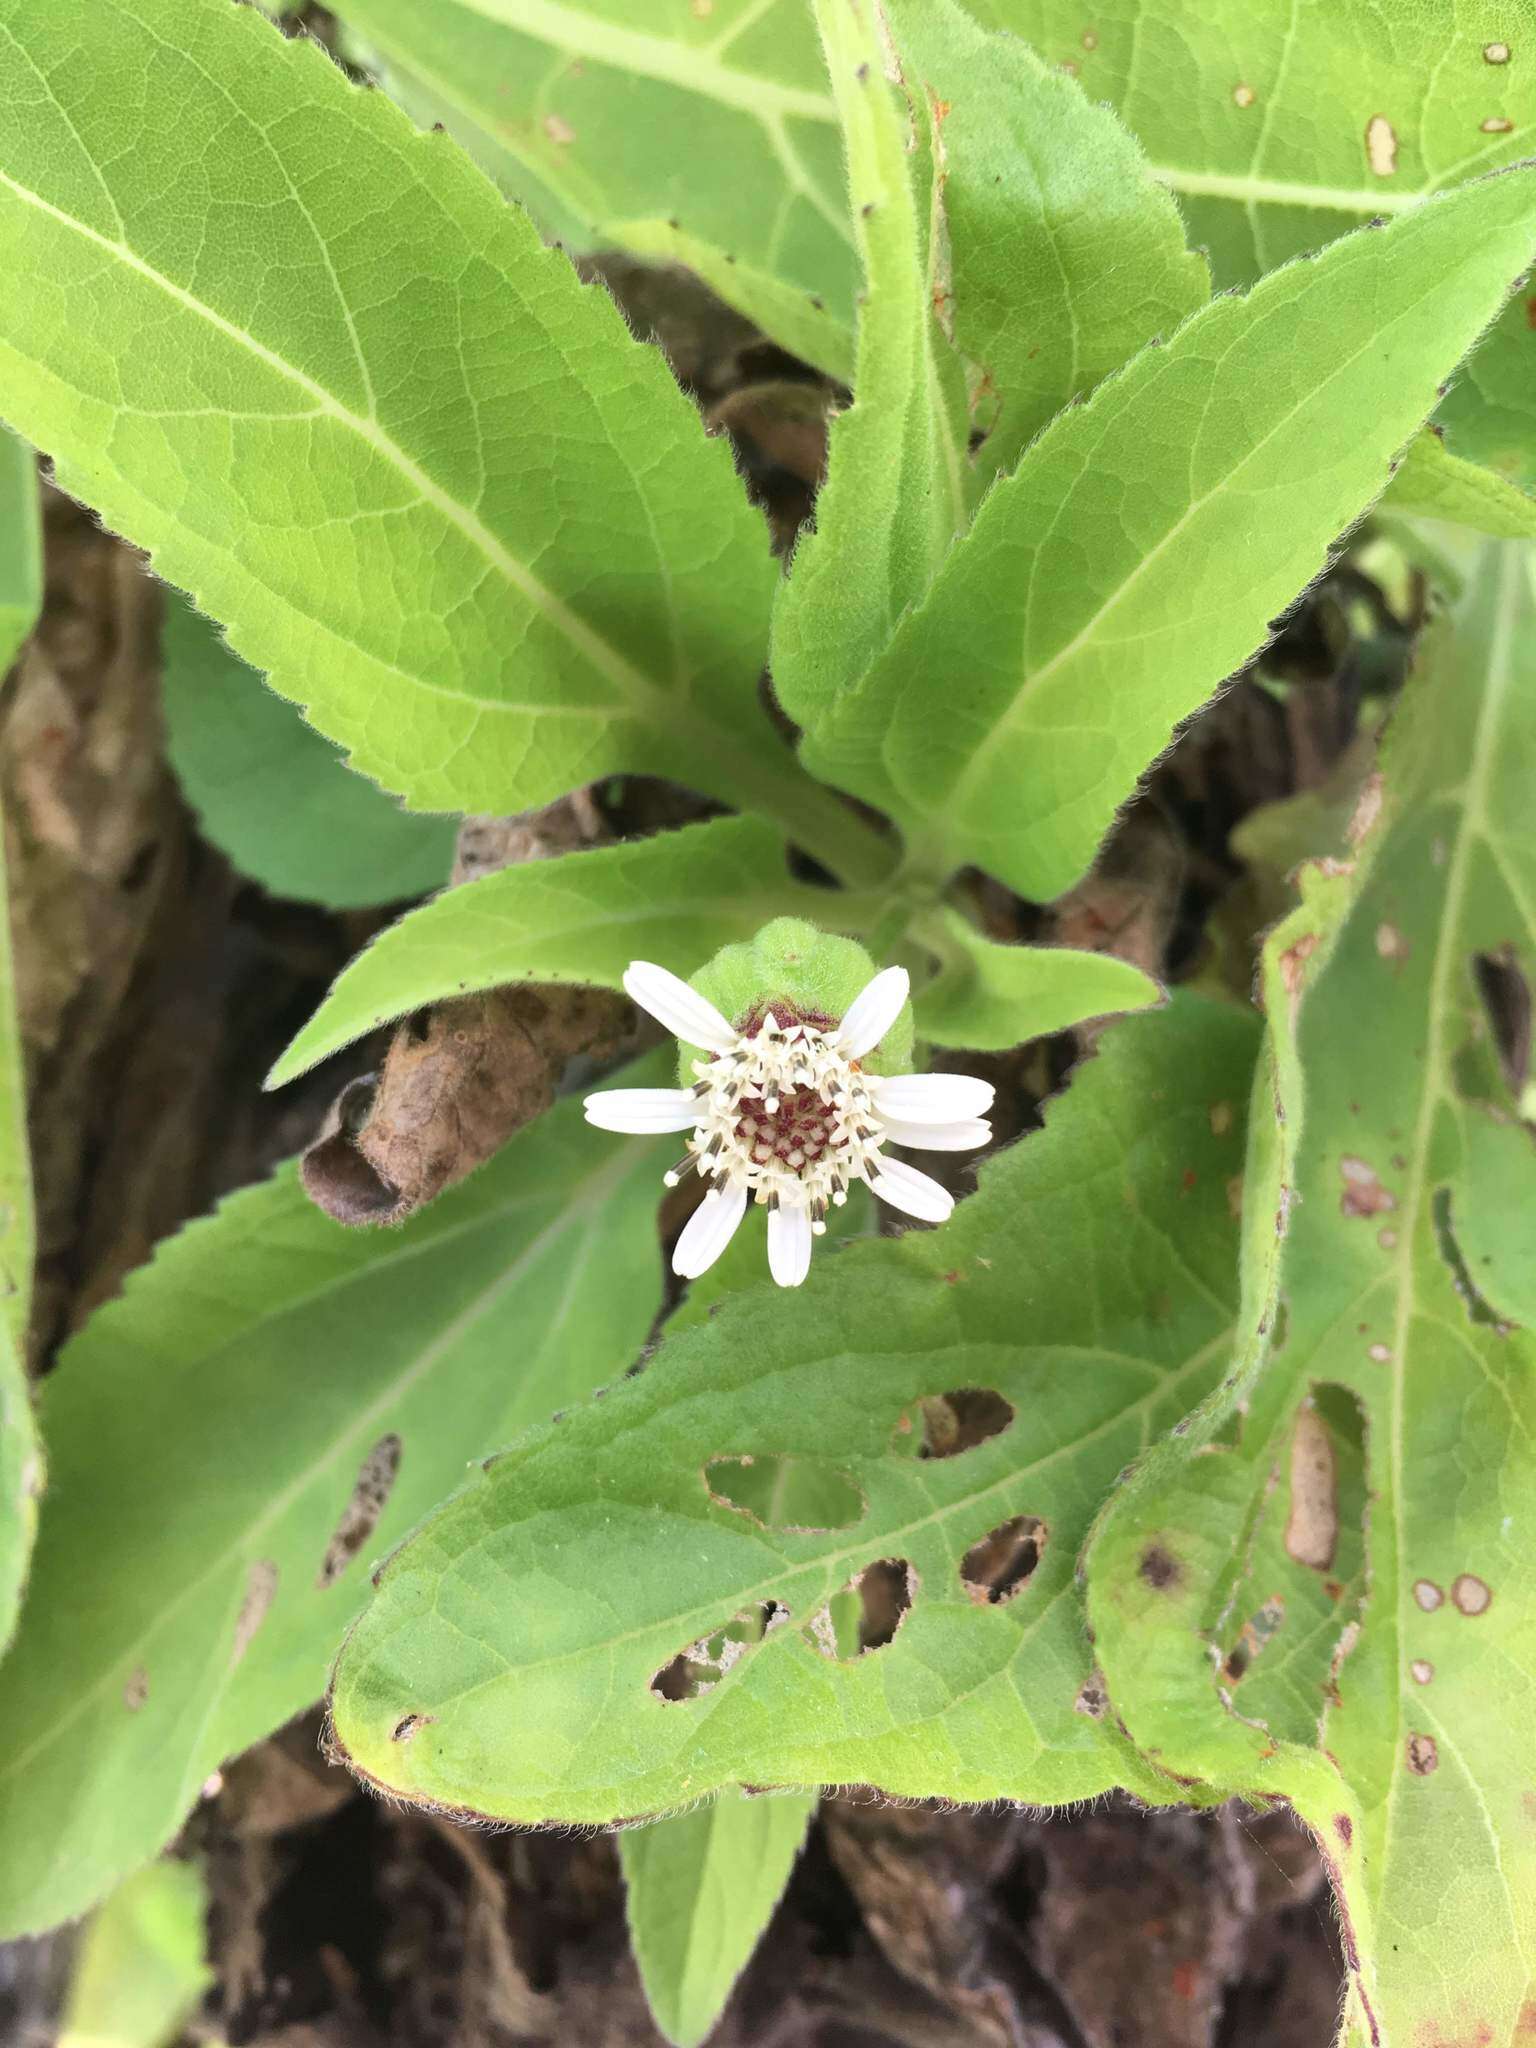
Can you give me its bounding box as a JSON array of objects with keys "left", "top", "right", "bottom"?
[
  {"left": 1376, "top": 921, "right": 1411, "bottom": 965},
  {"left": 801, "top": 1561, "right": 916, "bottom": 1664},
  {"left": 1139, "top": 1544, "right": 1181, "bottom": 1590},
  {"left": 543, "top": 113, "right": 576, "bottom": 145},
  {"left": 124, "top": 1666, "right": 148, "bottom": 1711},
  {"left": 232, "top": 1559, "right": 279, "bottom": 1667},
  {"left": 1484, "top": 40, "right": 1511, "bottom": 61},
  {"left": 391, "top": 1713, "right": 434, "bottom": 1743},
  {"left": 1074, "top": 1670, "right": 1109, "bottom": 1718},
  {"left": 1279, "top": 932, "right": 1319, "bottom": 1024},
  {"left": 1411, "top": 1658, "right": 1434, "bottom": 1684},
  {"left": 1473, "top": 947, "right": 1530, "bottom": 1099},
  {"left": 1414, "top": 1578, "right": 1444, "bottom": 1611},
  {"left": 1481, "top": 114, "right": 1515, "bottom": 132},
  {"left": 655, "top": 1598, "right": 792, "bottom": 1699},
  {"left": 1405, "top": 1732, "right": 1439, "bottom": 1774},
  {"left": 1340, "top": 1155, "right": 1397, "bottom": 1217},
  {"left": 1348, "top": 772, "right": 1384, "bottom": 846},
  {"left": 1365, "top": 114, "right": 1398, "bottom": 174},
  {"left": 959, "top": 1515, "right": 1045, "bottom": 1605},
  {"left": 1285, "top": 1403, "right": 1338, "bottom": 1569},
  {"left": 915, "top": 1388, "right": 1014, "bottom": 1458},
  {"left": 1209, "top": 1100, "right": 1233, "bottom": 1136},
  {"left": 1333, "top": 1814, "right": 1353, "bottom": 1846},
  {"left": 1233, "top": 81, "right": 1256, "bottom": 106},
  {"left": 318, "top": 1434, "right": 401, "bottom": 1589},
  {"left": 1452, "top": 1573, "right": 1492, "bottom": 1616}
]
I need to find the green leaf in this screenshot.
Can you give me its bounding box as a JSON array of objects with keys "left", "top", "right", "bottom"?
[
  {"left": 161, "top": 597, "right": 459, "bottom": 911},
  {"left": 0, "top": 426, "right": 39, "bottom": 1334},
  {"left": 58, "top": 1859, "right": 212, "bottom": 2048},
  {"left": 0, "top": 427, "right": 41, "bottom": 1658},
  {"left": 1087, "top": 544, "right": 1536, "bottom": 2041},
  {"left": 912, "top": 906, "right": 1163, "bottom": 1050},
  {"left": 0, "top": 0, "right": 884, "bottom": 886},
  {"left": 891, "top": 0, "right": 1208, "bottom": 491},
  {"left": 769, "top": 0, "right": 970, "bottom": 733},
  {"left": 621, "top": 1790, "right": 816, "bottom": 2048},
  {"left": 1432, "top": 305, "right": 1536, "bottom": 496},
  {"left": 804, "top": 169, "right": 1536, "bottom": 900},
  {"left": 0, "top": 1072, "right": 669, "bottom": 1936},
  {"left": 1380, "top": 430, "right": 1536, "bottom": 541},
  {"left": 993, "top": 0, "right": 1536, "bottom": 490},
  {"left": 333, "top": 0, "right": 858, "bottom": 380},
  {"left": 326, "top": 996, "right": 1256, "bottom": 1825},
  {"left": 0, "top": 425, "right": 41, "bottom": 675},
  {"left": 268, "top": 817, "right": 855, "bottom": 1088}
]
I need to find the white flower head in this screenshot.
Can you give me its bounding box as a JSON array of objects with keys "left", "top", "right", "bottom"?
[{"left": 584, "top": 928, "right": 993, "bottom": 1289}]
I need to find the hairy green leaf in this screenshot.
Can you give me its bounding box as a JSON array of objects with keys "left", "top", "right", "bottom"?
[
  {"left": 0, "top": 0, "right": 885, "bottom": 886},
  {"left": 268, "top": 817, "right": 854, "bottom": 1088},
  {"left": 0, "top": 425, "right": 40, "bottom": 676},
  {"left": 1088, "top": 544, "right": 1536, "bottom": 2043},
  {"left": 0, "top": 427, "right": 41, "bottom": 1656},
  {"left": 892, "top": 0, "right": 1208, "bottom": 491},
  {"left": 996, "top": 0, "right": 1536, "bottom": 491},
  {"left": 622, "top": 1791, "right": 816, "bottom": 2048},
  {"left": 162, "top": 597, "right": 458, "bottom": 911},
  {"left": 0, "top": 426, "right": 39, "bottom": 1335},
  {"left": 327, "top": 998, "right": 1256, "bottom": 1825},
  {"left": 769, "top": 0, "right": 970, "bottom": 733},
  {"left": 334, "top": 0, "right": 858, "bottom": 380},
  {"left": 0, "top": 1076, "right": 668, "bottom": 1936},
  {"left": 58, "top": 1859, "right": 212, "bottom": 2048},
  {"left": 805, "top": 170, "right": 1536, "bottom": 900},
  {"left": 912, "top": 907, "right": 1163, "bottom": 1050},
  {"left": 1381, "top": 430, "right": 1536, "bottom": 540}
]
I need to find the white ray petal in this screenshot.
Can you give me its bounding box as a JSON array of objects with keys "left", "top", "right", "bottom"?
[
  {"left": 869, "top": 1156, "right": 954, "bottom": 1224},
  {"left": 672, "top": 1183, "right": 749, "bottom": 1280},
  {"left": 582, "top": 1088, "right": 701, "bottom": 1135},
  {"left": 837, "top": 966, "right": 910, "bottom": 1058},
  {"left": 623, "top": 961, "right": 735, "bottom": 1052},
  {"left": 767, "top": 1203, "right": 814, "bottom": 1288},
  {"left": 869, "top": 1072, "right": 995, "bottom": 1121},
  {"left": 879, "top": 1116, "right": 992, "bottom": 1153}
]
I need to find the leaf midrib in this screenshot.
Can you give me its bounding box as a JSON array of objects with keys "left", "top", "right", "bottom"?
[
  {"left": 0, "top": 165, "right": 671, "bottom": 721},
  {"left": 440, "top": 0, "right": 837, "bottom": 126}
]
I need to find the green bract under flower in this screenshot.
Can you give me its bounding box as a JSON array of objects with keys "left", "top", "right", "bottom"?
[{"left": 682, "top": 919, "right": 915, "bottom": 1081}]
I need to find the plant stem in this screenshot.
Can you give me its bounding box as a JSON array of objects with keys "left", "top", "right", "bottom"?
[{"left": 702, "top": 732, "right": 900, "bottom": 890}]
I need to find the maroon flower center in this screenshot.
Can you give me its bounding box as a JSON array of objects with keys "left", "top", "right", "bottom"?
[
  {"left": 735, "top": 1088, "right": 835, "bottom": 1169},
  {"left": 733, "top": 1000, "right": 840, "bottom": 1039}
]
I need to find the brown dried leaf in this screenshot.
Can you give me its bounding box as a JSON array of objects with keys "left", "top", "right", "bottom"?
[{"left": 300, "top": 984, "right": 631, "bottom": 1225}]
